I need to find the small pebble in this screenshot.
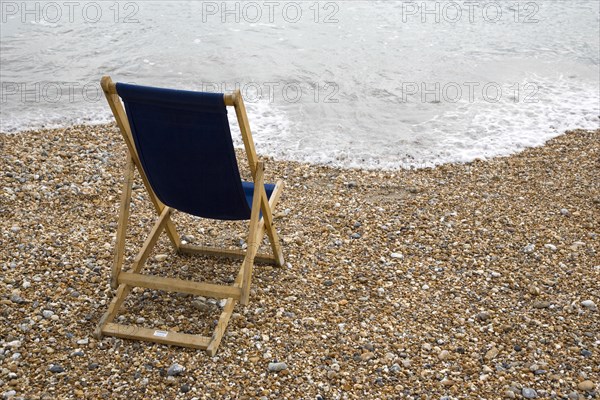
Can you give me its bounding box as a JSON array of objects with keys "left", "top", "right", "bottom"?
[
  {"left": 522, "top": 243, "right": 535, "bottom": 253},
  {"left": 167, "top": 363, "right": 185, "bottom": 376},
  {"left": 581, "top": 300, "right": 597, "bottom": 310},
  {"left": 268, "top": 362, "right": 288, "bottom": 372},
  {"left": 577, "top": 380, "right": 595, "bottom": 391},
  {"left": 49, "top": 365, "right": 64, "bottom": 373},
  {"left": 180, "top": 384, "right": 191, "bottom": 393},
  {"left": 484, "top": 347, "right": 499, "bottom": 360},
  {"left": 3, "top": 391, "right": 17, "bottom": 399},
  {"left": 581, "top": 349, "right": 592, "bottom": 357},
  {"left": 522, "top": 388, "right": 537, "bottom": 398}
]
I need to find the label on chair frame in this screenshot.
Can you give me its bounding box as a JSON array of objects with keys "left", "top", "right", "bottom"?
[{"left": 153, "top": 330, "right": 169, "bottom": 337}]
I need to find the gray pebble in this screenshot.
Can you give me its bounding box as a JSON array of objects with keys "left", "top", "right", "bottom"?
[
  {"left": 3, "top": 390, "right": 17, "bottom": 399},
  {"left": 522, "top": 388, "right": 537, "bottom": 398},
  {"left": 581, "top": 349, "right": 592, "bottom": 357},
  {"left": 522, "top": 243, "right": 535, "bottom": 253},
  {"left": 49, "top": 365, "right": 64, "bottom": 373},
  {"left": 167, "top": 363, "right": 185, "bottom": 376},
  {"left": 581, "top": 300, "right": 597, "bottom": 310},
  {"left": 10, "top": 294, "right": 24, "bottom": 304},
  {"left": 268, "top": 362, "right": 288, "bottom": 372},
  {"left": 476, "top": 312, "right": 490, "bottom": 321},
  {"left": 42, "top": 310, "right": 54, "bottom": 319},
  {"left": 180, "top": 384, "right": 191, "bottom": 393},
  {"left": 350, "top": 233, "right": 361, "bottom": 239}
]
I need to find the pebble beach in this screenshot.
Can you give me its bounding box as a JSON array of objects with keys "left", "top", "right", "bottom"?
[{"left": 0, "top": 125, "right": 598, "bottom": 399}]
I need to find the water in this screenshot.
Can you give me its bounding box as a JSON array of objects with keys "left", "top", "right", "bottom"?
[{"left": 1, "top": 1, "right": 599, "bottom": 169}]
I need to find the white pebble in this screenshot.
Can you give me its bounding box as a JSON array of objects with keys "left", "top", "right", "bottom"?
[
  {"left": 581, "top": 300, "right": 597, "bottom": 310},
  {"left": 154, "top": 254, "right": 168, "bottom": 262},
  {"left": 544, "top": 244, "right": 557, "bottom": 251}
]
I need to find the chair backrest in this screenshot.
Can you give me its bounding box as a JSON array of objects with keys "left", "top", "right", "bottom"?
[{"left": 116, "top": 82, "right": 252, "bottom": 220}]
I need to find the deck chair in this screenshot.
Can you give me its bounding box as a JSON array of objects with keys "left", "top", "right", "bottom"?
[{"left": 95, "top": 76, "right": 285, "bottom": 355}]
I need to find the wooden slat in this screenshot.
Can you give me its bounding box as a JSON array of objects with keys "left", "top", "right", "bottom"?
[
  {"left": 178, "top": 244, "right": 276, "bottom": 265},
  {"left": 94, "top": 283, "right": 131, "bottom": 339},
  {"left": 118, "top": 272, "right": 241, "bottom": 300},
  {"left": 103, "top": 323, "right": 211, "bottom": 349},
  {"left": 233, "top": 89, "right": 259, "bottom": 177},
  {"left": 206, "top": 295, "right": 236, "bottom": 356},
  {"left": 130, "top": 206, "right": 171, "bottom": 271},
  {"left": 111, "top": 155, "right": 135, "bottom": 289},
  {"left": 223, "top": 93, "right": 235, "bottom": 106},
  {"left": 241, "top": 162, "right": 264, "bottom": 305},
  {"left": 260, "top": 180, "right": 285, "bottom": 266}
]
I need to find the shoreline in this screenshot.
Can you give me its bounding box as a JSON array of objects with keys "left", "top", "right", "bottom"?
[
  {"left": 1, "top": 125, "right": 598, "bottom": 399},
  {"left": 3, "top": 123, "right": 598, "bottom": 171}
]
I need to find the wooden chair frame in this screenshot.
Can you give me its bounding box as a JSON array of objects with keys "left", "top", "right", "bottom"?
[{"left": 95, "top": 76, "right": 285, "bottom": 355}]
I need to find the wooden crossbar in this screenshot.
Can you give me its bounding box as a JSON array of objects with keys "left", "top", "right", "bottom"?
[
  {"left": 118, "top": 272, "right": 241, "bottom": 300},
  {"left": 179, "top": 244, "right": 277, "bottom": 265},
  {"left": 103, "top": 323, "right": 211, "bottom": 349}
]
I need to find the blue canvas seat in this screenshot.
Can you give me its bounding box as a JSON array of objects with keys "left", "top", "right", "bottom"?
[
  {"left": 116, "top": 82, "right": 275, "bottom": 220},
  {"left": 96, "top": 76, "right": 285, "bottom": 355}
]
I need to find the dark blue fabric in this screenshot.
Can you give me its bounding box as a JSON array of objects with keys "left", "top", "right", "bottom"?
[
  {"left": 116, "top": 82, "right": 272, "bottom": 220},
  {"left": 242, "top": 182, "right": 275, "bottom": 215}
]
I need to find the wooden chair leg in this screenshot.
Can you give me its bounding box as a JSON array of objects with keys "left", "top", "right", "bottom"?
[
  {"left": 240, "top": 162, "right": 266, "bottom": 305},
  {"left": 111, "top": 155, "right": 135, "bottom": 289}
]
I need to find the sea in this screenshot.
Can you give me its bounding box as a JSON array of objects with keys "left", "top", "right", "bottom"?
[{"left": 1, "top": 0, "right": 599, "bottom": 169}]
